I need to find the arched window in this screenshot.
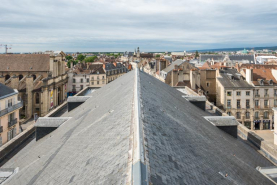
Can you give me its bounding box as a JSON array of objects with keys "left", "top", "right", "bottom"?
[
  {"left": 5, "top": 74, "right": 10, "bottom": 81},
  {"left": 35, "top": 93, "right": 40, "bottom": 104},
  {"left": 19, "top": 74, "right": 23, "bottom": 80},
  {"left": 32, "top": 74, "right": 36, "bottom": 81}
]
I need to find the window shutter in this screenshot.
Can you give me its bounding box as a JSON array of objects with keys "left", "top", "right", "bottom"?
[
  {"left": 7, "top": 131, "right": 10, "bottom": 141},
  {"left": 0, "top": 136, "right": 2, "bottom": 146},
  {"left": 13, "top": 127, "right": 17, "bottom": 137}
]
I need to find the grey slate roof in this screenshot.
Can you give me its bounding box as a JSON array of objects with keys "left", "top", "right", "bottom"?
[
  {"left": 0, "top": 83, "right": 16, "bottom": 99},
  {"left": 229, "top": 55, "right": 255, "bottom": 62},
  {"left": 35, "top": 117, "right": 71, "bottom": 127},
  {"left": 204, "top": 116, "right": 239, "bottom": 126},
  {"left": 161, "top": 59, "right": 185, "bottom": 73},
  {"left": 200, "top": 54, "right": 255, "bottom": 63},
  {"left": 217, "top": 68, "right": 254, "bottom": 88},
  {"left": 139, "top": 71, "right": 272, "bottom": 185},
  {"left": 2, "top": 72, "right": 134, "bottom": 185},
  {"left": 1, "top": 70, "right": 274, "bottom": 185},
  {"left": 200, "top": 54, "right": 224, "bottom": 62}
]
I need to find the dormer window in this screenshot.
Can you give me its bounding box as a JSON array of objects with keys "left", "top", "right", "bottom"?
[
  {"left": 259, "top": 79, "right": 264, "bottom": 85},
  {"left": 269, "top": 79, "right": 273, "bottom": 85}
]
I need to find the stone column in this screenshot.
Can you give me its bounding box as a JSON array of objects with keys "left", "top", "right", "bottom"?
[
  {"left": 0, "top": 75, "right": 5, "bottom": 84},
  {"left": 251, "top": 115, "right": 254, "bottom": 130},
  {"left": 260, "top": 115, "right": 264, "bottom": 130},
  {"left": 10, "top": 75, "right": 19, "bottom": 89},
  {"left": 272, "top": 108, "right": 277, "bottom": 145},
  {"left": 26, "top": 76, "right": 34, "bottom": 119}
]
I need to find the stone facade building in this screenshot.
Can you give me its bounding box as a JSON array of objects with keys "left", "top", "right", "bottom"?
[
  {"left": 0, "top": 51, "right": 68, "bottom": 118},
  {"left": 0, "top": 83, "right": 22, "bottom": 146},
  {"left": 67, "top": 62, "right": 127, "bottom": 94}
]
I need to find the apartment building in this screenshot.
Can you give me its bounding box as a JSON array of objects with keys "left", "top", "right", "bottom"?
[
  {"left": 216, "top": 68, "right": 254, "bottom": 129},
  {"left": 0, "top": 83, "right": 23, "bottom": 146},
  {"left": 241, "top": 67, "right": 277, "bottom": 130}
]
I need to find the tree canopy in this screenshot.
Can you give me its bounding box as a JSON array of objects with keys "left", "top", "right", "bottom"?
[
  {"left": 84, "top": 56, "right": 97, "bottom": 63},
  {"left": 77, "top": 54, "right": 86, "bottom": 61},
  {"left": 195, "top": 50, "right": 199, "bottom": 58},
  {"left": 65, "top": 55, "right": 73, "bottom": 61}
]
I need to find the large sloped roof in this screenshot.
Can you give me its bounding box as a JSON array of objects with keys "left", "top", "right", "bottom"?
[
  {"left": 0, "top": 54, "right": 50, "bottom": 72},
  {"left": 1, "top": 70, "right": 273, "bottom": 185},
  {"left": 217, "top": 68, "right": 254, "bottom": 88},
  {"left": 0, "top": 83, "right": 15, "bottom": 98},
  {"left": 162, "top": 59, "right": 185, "bottom": 73}
]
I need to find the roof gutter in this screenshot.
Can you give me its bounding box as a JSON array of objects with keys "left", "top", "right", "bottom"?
[{"left": 132, "top": 67, "right": 148, "bottom": 185}]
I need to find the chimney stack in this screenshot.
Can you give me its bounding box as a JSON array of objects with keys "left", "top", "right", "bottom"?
[{"left": 246, "top": 68, "right": 253, "bottom": 84}]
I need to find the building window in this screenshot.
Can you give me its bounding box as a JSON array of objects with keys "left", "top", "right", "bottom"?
[
  {"left": 7, "top": 127, "right": 16, "bottom": 141},
  {"left": 227, "top": 91, "right": 232, "bottom": 96},
  {"left": 35, "top": 93, "right": 40, "bottom": 104},
  {"left": 274, "top": 99, "right": 277, "bottom": 106},
  {"left": 91, "top": 82, "right": 94, "bottom": 85},
  {"left": 255, "top": 112, "right": 259, "bottom": 119},
  {"left": 246, "top": 99, "right": 250, "bottom": 109},
  {"left": 92, "top": 76, "right": 94, "bottom": 80},
  {"left": 227, "top": 100, "right": 231, "bottom": 108},
  {"left": 264, "top": 100, "right": 268, "bottom": 108},
  {"left": 255, "top": 89, "right": 259, "bottom": 95},
  {"left": 73, "top": 78, "right": 76, "bottom": 83},
  {"left": 207, "top": 83, "right": 210, "bottom": 87},
  {"left": 227, "top": 112, "right": 231, "bottom": 116},
  {"left": 246, "top": 91, "right": 250, "bottom": 96},
  {"left": 87, "top": 78, "right": 89, "bottom": 83},
  {"left": 255, "top": 100, "right": 259, "bottom": 108},
  {"left": 8, "top": 99, "right": 13, "bottom": 107},
  {"left": 80, "top": 85, "right": 83, "bottom": 90},
  {"left": 97, "top": 76, "right": 99, "bottom": 80},
  {"left": 265, "top": 89, "right": 268, "bottom": 95},
  {"left": 236, "top": 91, "right": 241, "bottom": 96},
  {"left": 264, "top": 111, "right": 269, "bottom": 119},
  {"left": 102, "top": 80, "right": 105, "bottom": 84},
  {"left": 237, "top": 100, "right": 241, "bottom": 108},
  {"left": 246, "top": 112, "right": 250, "bottom": 119},
  {"left": 81, "top": 78, "right": 83, "bottom": 83},
  {"left": 72, "top": 85, "right": 76, "bottom": 90},
  {"left": 102, "top": 76, "right": 104, "bottom": 79},
  {"left": 236, "top": 112, "right": 241, "bottom": 119},
  {"left": 274, "top": 89, "right": 277, "bottom": 96},
  {"left": 97, "top": 81, "right": 99, "bottom": 85}
]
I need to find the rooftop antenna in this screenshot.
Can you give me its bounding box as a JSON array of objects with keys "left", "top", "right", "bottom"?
[{"left": 0, "top": 44, "right": 12, "bottom": 54}]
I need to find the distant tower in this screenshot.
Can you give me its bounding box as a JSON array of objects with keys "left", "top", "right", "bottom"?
[
  {"left": 134, "top": 48, "right": 136, "bottom": 56},
  {"left": 137, "top": 47, "right": 140, "bottom": 58}
]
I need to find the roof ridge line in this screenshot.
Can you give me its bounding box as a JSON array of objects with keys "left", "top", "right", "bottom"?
[{"left": 132, "top": 68, "right": 148, "bottom": 185}]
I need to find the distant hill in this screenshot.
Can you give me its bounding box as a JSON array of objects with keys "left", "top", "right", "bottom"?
[{"left": 188, "top": 46, "right": 277, "bottom": 53}]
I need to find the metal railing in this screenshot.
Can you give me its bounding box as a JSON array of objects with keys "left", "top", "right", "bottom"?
[
  {"left": 8, "top": 118, "right": 18, "bottom": 127},
  {"left": 255, "top": 94, "right": 260, "bottom": 98},
  {"left": 0, "top": 101, "right": 23, "bottom": 117}
]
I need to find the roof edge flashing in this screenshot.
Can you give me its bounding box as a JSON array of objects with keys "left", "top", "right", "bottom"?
[{"left": 132, "top": 68, "right": 148, "bottom": 185}]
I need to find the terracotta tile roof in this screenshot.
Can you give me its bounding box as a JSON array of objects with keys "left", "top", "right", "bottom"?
[
  {"left": 0, "top": 54, "right": 50, "bottom": 72},
  {"left": 252, "top": 68, "right": 277, "bottom": 85}
]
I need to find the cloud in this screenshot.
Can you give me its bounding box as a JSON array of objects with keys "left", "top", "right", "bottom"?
[{"left": 0, "top": 0, "right": 277, "bottom": 52}]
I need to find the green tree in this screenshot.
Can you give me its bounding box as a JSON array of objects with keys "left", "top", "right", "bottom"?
[
  {"left": 156, "top": 54, "right": 160, "bottom": 58},
  {"left": 84, "top": 56, "right": 97, "bottom": 63},
  {"left": 195, "top": 50, "right": 199, "bottom": 58},
  {"left": 77, "top": 54, "right": 86, "bottom": 61},
  {"left": 65, "top": 55, "right": 73, "bottom": 61}
]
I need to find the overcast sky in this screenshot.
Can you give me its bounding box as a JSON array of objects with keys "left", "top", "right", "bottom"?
[{"left": 1, "top": 0, "right": 277, "bottom": 52}]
